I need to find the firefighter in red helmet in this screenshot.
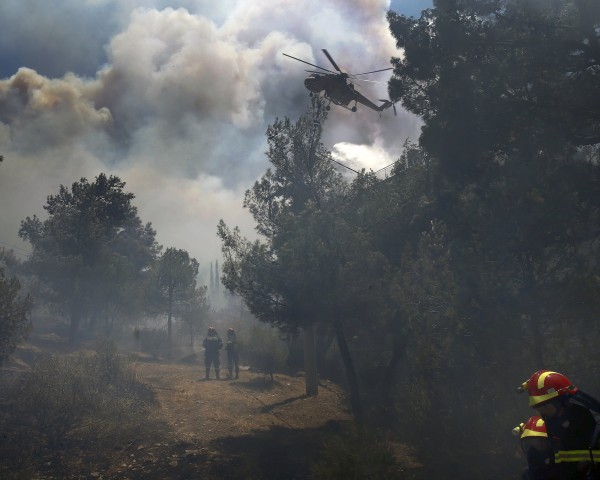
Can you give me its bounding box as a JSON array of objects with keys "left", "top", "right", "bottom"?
[
  {"left": 517, "top": 370, "right": 600, "bottom": 479},
  {"left": 513, "top": 416, "right": 556, "bottom": 479}
]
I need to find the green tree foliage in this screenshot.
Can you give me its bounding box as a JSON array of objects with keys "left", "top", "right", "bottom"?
[
  {"left": 388, "top": 0, "right": 600, "bottom": 180},
  {"left": 340, "top": 145, "right": 435, "bottom": 399},
  {"left": 219, "top": 223, "right": 287, "bottom": 329},
  {"left": 382, "top": 1, "right": 600, "bottom": 476},
  {"left": 220, "top": 99, "right": 339, "bottom": 396},
  {"left": 212, "top": 3, "right": 599, "bottom": 473},
  {"left": 220, "top": 99, "right": 393, "bottom": 415},
  {"left": 275, "top": 200, "right": 391, "bottom": 418},
  {"left": 0, "top": 266, "right": 32, "bottom": 363},
  {"left": 179, "top": 284, "right": 210, "bottom": 350},
  {"left": 387, "top": 0, "right": 600, "bottom": 364},
  {"left": 18, "top": 174, "right": 160, "bottom": 341},
  {"left": 155, "top": 247, "right": 199, "bottom": 354}
]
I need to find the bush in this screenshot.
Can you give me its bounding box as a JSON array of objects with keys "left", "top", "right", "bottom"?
[
  {"left": 0, "top": 268, "right": 32, "bottom": 364},
  {"left": 238, "top": 324, "right": 288, "bottom": 376},
  {"left": 134, "top": 327, "right": 170, "bottom": 359},
  {"left": 312, "top": 426, "right": 407, "bottom": 480},
  {"left": 3, "top": 340, "right": 154, "bottom": 450}
]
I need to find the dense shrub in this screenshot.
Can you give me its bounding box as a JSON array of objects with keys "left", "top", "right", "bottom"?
[
  {"left": 0, "top": 267, "right": 32, "bottom": 364},
  {"left": 312, "top": 426, "right": 408, "bottom": 480},
  {"left": 133, "top": 327, "right": 171, "bottom": 359},
  {"left": 1, "top": 339, "right": 155, "bottom": 456},
  {"left": 238, "top": 324, "right": 288, "bottom": 376}
]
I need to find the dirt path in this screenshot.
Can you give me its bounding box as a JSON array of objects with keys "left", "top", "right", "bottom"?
[
  {"left": 133, "top": 362, "right": 352, "bottom": 443},
  {"left": 91, "top": 361, "right": 354, "bottom": 479}
]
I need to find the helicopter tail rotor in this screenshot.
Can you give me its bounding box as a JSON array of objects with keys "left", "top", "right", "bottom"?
[{"left": 378, "top": 99, "right": 397, "bottom": 116}]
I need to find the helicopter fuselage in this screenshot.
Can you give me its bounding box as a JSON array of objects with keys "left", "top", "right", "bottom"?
[
  {"left": 283, "top": 49, "right": 393, "bottom": 114},
  {"left": 304, "top": 74, "right": 356, "bottom": 107}
]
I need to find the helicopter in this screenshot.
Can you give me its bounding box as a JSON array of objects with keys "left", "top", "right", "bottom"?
[{"left": 283, "top": 49, "right": 396, "bottom": 115}]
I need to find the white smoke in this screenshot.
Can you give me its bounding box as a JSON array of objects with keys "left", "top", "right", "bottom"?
[{"left": 0, "top": 0, "right": 422, "bottom": 278}]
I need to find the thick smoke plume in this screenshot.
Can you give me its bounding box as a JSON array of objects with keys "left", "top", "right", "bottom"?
[{"left": 0, "top": 0, "right": 421, "bottom": 280}]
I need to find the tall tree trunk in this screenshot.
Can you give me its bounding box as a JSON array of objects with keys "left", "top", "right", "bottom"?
[
  {"left": 334, "top": 317, "right": 363, "bottom": 422},
  {"left": 382, "top": 338, "right": 407, "bottom": 399},
  {"left": 303, "top": 323, "right": 318, "bottom": 396},
  {"left": 167, "top": 288, "right": 173, "bottom": 358},
  {"left": 382, "top": 314, "right": 409, "bottom": 398},
  {"left": 69, "top": 310, "right": 80, "bottom": 344},
  {"left": 523, "top": 258, "right": 544, "bottom": 366},
  {"left": 69, "top": 300, "right": 81, "bottom": 344},
  {"left": 316, "top": 329, "right": 335, "bottom": 374}
]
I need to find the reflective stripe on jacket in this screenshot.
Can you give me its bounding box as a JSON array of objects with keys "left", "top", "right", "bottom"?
[
  {"left": 554, "top": 449, "right": 600, "bottom": 463},
  {"left": 203, "top": 335, "right": 223, "bottom": 353}
]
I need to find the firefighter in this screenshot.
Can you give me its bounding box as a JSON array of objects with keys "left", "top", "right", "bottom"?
[
  {"left": 202, "top": 327, "right": 223, "bottom": 380},
  {"left": 513, "top": 416, "right": 556, "bottom": 479},
  {"left": 517, "top": 370, "right": 600, "bottom": 479},
  {"left": 225, "top": 327, "right": 240, "bottom": 380}
]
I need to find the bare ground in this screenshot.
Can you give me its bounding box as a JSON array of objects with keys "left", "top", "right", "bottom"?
[
  {"left": 107, "top": 361, "right": 356, "bottom": 479},
  {"left": 135, "top": 362, "right": 352, "bottom": 440},
  {"left": 1, "top": 339, "right": 421, "bottom": 480},
  {"left": 1, "top": 354, "right": 353, "bottom": 479}
]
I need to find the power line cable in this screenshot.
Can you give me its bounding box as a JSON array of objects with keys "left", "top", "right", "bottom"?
[{"left": 0, "top": 240, "right": 31, "bottom": 257}]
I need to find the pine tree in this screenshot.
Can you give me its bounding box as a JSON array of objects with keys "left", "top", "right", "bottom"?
[{"left": 215, "top": 260, "right": 220, "bottom": 295}]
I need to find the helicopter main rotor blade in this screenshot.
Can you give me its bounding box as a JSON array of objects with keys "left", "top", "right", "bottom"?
[
  {"left": 282, "top": 53, "right": 335, "bottom": 74},
  {"left": 350, "top": 77, "right": 388, "bottom": 84},
  {"left": 322, "top": 49, "right": 343, "bottom": 73},
  {"left": 352, "top": 67, "right": 393, "bottom": 76}
]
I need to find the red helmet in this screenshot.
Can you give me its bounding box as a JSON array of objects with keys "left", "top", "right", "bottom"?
[
  {"left": 519, "top": 370, "right": 577, "bottom": 407},
  {"left": 520, "top": 416, "right": 547, "bottom": 439},
  {"left": 513, "top": 416, "right": 549, "bottom": 455}
]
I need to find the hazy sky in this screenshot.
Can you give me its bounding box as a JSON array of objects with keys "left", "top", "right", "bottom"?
[{"left": 0, "top": 0, "right": 429, "bottom": 284}]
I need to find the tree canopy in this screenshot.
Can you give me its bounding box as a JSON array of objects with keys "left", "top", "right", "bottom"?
[
  {"left": 4, "top": 1, "right": 600, "bottom": 477},
  {"left": 155, "top": 247, "right": 200, "bottom": 354},
  {"left": 382, "top": 1, "right": 600, "bottom": 474},
  {"left": 19, "top": 173, "right": 161, "bottom": 340},
  {"left": 217, "top": 1, "right": 599, "bottom": 475},
  {"left": 0, "top": 265, "right": 32, "bottom": 363}
]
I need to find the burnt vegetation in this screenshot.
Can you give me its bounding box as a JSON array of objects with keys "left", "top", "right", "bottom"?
[{"left": 1, "top": 1, "right": 600, "bottom": 479}]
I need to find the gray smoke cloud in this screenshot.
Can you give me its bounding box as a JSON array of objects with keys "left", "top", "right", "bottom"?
[{"left": 0, "top": 0, "right": 422, "bottom": 283}]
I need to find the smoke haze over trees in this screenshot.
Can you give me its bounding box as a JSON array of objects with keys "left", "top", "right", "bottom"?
[
  {"left": 217, "top": 0, "right": 600, "bottom": 477},
  {"left": 0, "top": 0, "right": 418, "bottom": 278},
  {"left": 1, "top": 0, "right": 600, "bottom": 479},
  {"left": 18, "top": 174, "right": 161, "bottom": 342},
  {"left": 155, "top": 247, "right": 200, "bottom": 355},
  {"left": 0, "top": 260, "right": 32, "bottom": 362}
]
